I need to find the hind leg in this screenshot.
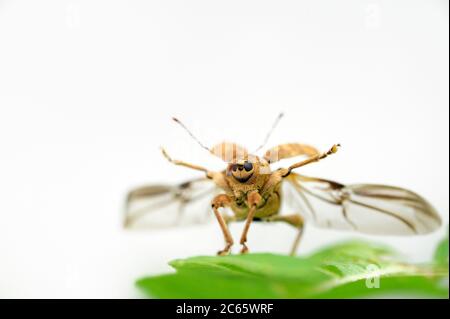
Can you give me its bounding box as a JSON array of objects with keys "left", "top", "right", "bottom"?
[{"left": 263, "top": 214, "right": 304, "bottom": 256}]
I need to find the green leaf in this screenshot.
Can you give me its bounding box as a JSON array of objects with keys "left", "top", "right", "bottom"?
[{"left": 136, "top": 240, "right": 449, "bottom": 299}]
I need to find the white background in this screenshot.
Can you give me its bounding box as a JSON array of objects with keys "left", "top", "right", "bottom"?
[{"left": 0, "top": 0, "right": 448, "bottom": 298}]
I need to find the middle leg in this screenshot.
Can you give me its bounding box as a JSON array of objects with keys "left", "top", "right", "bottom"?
[{"left": 263, "top": 214, "right": 305, "bottom": 256}]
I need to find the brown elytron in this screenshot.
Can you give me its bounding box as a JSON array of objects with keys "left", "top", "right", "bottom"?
[{"left": 124, "top": 114, "right": 442, "bottom": 256}]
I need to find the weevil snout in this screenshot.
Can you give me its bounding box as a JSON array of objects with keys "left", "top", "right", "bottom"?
[{"left": 227, "top": 160, "right": 256, "bottom": 183}]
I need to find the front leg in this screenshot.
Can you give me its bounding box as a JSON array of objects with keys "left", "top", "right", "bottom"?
[
  {"left": 161, "top": 147, "right": 212, "bottom": 176},
  {"left": 260, "top": 144, "right": 340, "bottom": 196},
  {"left": 239, "top": 191, "right": 262, "bottom": 254},
  {"left": 212, "top": 194, "right": 234, "bottom": 256},
  {"left": 282, "top": 144, "right": 340, "bottom": 177}
]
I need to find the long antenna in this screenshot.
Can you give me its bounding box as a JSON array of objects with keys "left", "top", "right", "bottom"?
[
  {"left": 172, "top": 117, "right": 211, "bottom": 152},
  {"left": 254, "top": 112, "right": 284, "bottom": 152}
]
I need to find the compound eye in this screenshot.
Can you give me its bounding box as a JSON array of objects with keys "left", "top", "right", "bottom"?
[
  {"left": 243, "top": 161, "right": 253, "bottom": 172},
  {"left": 231, "top": 164, "right": 238, "bottom": 172}
]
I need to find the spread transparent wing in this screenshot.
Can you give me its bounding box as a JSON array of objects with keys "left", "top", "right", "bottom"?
[
  {"left": 284, "top": 173, "right": 441, "bottom": 235},
  {"left": 124, "top": 178, "right": 218, "bottom": 229}
]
